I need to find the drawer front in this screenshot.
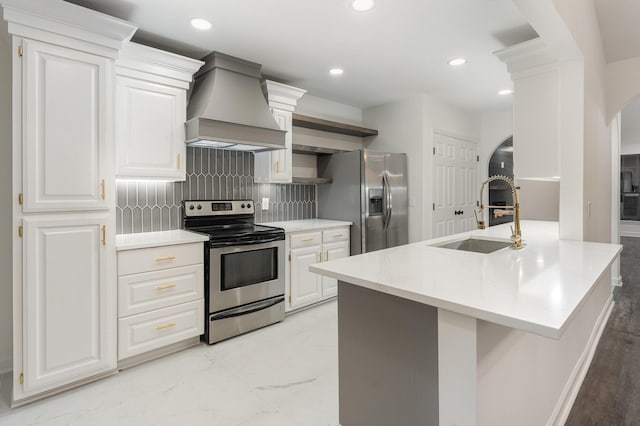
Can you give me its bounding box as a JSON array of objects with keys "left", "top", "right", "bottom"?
[
  {"left": 322, "top": 227, "right": 350, "bottom": 243},
  {"left": 290, "top": 231, "right": 322, "bottom": 249},
  {"left": 118, "top": 300, "right": 204, "bottom": 360},
  {"left": 118, "top": 242, "right": 203, "bottom": 276},
  {"left": 118, "top": 264, "right": 204, "bottom": 317}
]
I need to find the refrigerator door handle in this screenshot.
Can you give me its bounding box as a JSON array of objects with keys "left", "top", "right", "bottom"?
[{"left": 383, "top": 172, "right": 393, "bottom": 229}]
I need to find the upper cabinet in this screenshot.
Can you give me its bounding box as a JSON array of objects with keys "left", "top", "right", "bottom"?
[
  {"left": 495, "top": 37, "right": 583, "bottom": 181},
  {"left": 254, "top": 80, "right": 306, "bottom": 184},
  {"left": 22, "top": 39, "right": 111, "bottom": 212},
  {"left": 115, "top": 43, "right": 203, "bottom": 181}
]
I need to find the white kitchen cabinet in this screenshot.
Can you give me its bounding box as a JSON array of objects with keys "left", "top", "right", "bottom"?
[
  {"left": 115, "top": 43, "right": 203, "bottom": 181},
  {"left": 321, "top": 240, "right": 350, "bottom": 297},
  {"left": 5, "top": 0, "right": 137, "bottom": 405},
  {"left": 22, "top": 39, "right": 110, "bottom": 212},
  {"left": 285, "top": 225, "right": 350, "bottom": 311},
  {"left": 254, "top": 80, "right": 305, "bottom": 183},
  {"left": 117, "top": 242, "right": 204, "bottom": 362},
  {"left": 21, "top": 214, "right": 115, "bottom": 397},
  {"left": 290, "top": 245, "right": 323, "bottom": 309}
]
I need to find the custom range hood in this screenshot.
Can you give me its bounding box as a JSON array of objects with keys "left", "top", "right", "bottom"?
[{"left": 185, "top": 52, "right": 285, "bottom": 151}]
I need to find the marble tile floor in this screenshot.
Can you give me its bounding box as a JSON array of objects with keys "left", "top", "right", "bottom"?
[{"left": 0, "top": 301, "right": 339, "bottom": 426}]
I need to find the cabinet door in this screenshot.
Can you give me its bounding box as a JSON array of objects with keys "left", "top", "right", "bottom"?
[
  {"left": 116, "top": 76, "right": 186, "bottom": 180},
  {"left": 289, "top": 245, "right": 322, "bottom": 309},
  {"left": 22, "top": 39, "right": 110, "bottom": 212},
  {"left": 254, "top": 108, "right": 292, "bottom": 183},
  {"left": 321, "top": 240, "right": 350, "bottom": 298},
  {"left": 21, "top": 214, "right": 115, "bottom": 396}
]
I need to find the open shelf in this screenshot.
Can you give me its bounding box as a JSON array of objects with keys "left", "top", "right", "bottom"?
[
  {"left": 292, "top": 176, "right": 332, "bottom": 184},
  {"left": 292, "top": 113, "right": 378, "bottom": 137}
]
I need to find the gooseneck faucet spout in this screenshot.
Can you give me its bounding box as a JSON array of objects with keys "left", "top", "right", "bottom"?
[{"left": 476, "top": 175, "right": 523, "bottom": 249}]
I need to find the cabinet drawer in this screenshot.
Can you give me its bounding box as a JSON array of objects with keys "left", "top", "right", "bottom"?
[
  {"left": 118, "top": 300, "right": 204, "bottom": 360},
  {"left": 118, "top": 242, "right": 203, "bottom": 275},
  {"left": 118, "top": 264, "right": 204, "bottom": 317},
  {"left": 290, "top": 231, "right": 322, "bottom": 249},
  {"left": 322, "top": 227, "right": 350, "bottom": 243}
]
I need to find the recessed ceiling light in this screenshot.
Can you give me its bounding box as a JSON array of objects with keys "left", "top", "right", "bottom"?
[
  {"left": 351, "top": 0, "right": 375, "bottom": 12},
  {"left": 498, "top": 89, "right": 514, "bottom": 96},
  {"left": 329, "top": 68, "right": 344, "bottom": 76},
  {"left": 190, "top": 18, "right": 212, "bottom": 30},
  {"left": 447, "top": 57, "right": 467, "bottom": 67}
]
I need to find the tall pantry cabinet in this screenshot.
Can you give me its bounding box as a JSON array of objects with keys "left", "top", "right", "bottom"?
[{"left": 3, "top": 0, "right": 137, "bottom": 404}]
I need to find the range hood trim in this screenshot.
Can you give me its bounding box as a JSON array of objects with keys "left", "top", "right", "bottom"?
[{"left": 185, "top": 117, "right": 287, "bottom": 151}]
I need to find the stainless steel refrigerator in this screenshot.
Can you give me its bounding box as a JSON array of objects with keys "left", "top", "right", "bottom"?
[{"left": 317, "top": 150, "right": 408, "bottom": 255}]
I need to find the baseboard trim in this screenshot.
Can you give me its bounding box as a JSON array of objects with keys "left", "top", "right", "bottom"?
[
  {"left": 612, "top": 275, "right": 623, "bottom": 287},
  {"left": 0, "top": 357, "right": 11, "bottom": 375},
  {"left": 547, "top": 295, "right": 613, "bottom": 426}
]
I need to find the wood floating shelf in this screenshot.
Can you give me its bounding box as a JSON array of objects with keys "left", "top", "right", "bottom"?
[
  {"left": 292, "top": 113, "right": 378, "bottom": 137},
  {"left": 292, "top": 176, "right": 333, "bottom": 184}
]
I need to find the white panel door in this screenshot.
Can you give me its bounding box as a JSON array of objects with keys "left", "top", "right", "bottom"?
[
  {"left": 22, "top": 214, "right": 115, "bottom": 396},
  {"left": 290, "top": 245, "right": 322, "bottom": 309},
  {"left": 254, "top": 108, "right": 292, "bottom": 183},
  {"left": 321, "top": 240, "right": 350, "bottom": 297},
  {"left": 432, "top": 133, "right": 479, "bottom": 238},
  {"left": 22, "top": 39, "right": 110, "bottom": 212},
  {"left": 116, "top": 76, "right": 185, "bottom": 180}
]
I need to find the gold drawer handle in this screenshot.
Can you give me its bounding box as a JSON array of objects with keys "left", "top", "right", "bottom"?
[
  {"left": 302, "top": 238, "right": 315, "bottom": 242},
  {"left": 154, "top": 256, "right": 176, "bottom": 262},
  {"left": 155, "top": 283, "right": 176, "bottom": 291},
  {"left": 333, "top": 234, "right": 344, "bottom": 238},
  {"left": 156, "top": 322, "right": 176, "bottom": 330}
]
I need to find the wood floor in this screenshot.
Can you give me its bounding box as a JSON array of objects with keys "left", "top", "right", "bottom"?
[{"left": 566, "top": 237, "right": 640, "bottom": 425}]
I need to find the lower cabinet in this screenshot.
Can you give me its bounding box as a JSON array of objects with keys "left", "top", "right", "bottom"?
[
  {"left": 116, "top": 242, "right": 204, "bottom": 361},
  {"left": 19, "top": 214, "right": 115, "bottom": 398},
  {"left": 287, "top": 226, "right": 350, "bottom": 311}
]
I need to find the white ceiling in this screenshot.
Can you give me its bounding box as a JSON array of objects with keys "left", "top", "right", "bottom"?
[
  {"left": 594, "top": 0, "right": 640, "bottom": 63},
  {"left": 66, "top": 0, "right": 536, "bottom": 112}
]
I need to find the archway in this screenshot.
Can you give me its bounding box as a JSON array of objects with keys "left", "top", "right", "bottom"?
[{"left": 487, "top": 136, "right": 513, "bottom": 227}]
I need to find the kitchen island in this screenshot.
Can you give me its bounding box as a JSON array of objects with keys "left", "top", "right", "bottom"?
[{"left": 309, "top": 221, "right": 621, "bottom": 426}]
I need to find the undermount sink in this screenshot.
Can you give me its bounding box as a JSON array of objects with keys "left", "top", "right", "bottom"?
[{"left": 431, "top": 237, "right": 513, "bottom": 254}]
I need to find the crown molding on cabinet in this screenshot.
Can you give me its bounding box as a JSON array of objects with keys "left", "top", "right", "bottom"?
[
  {"left": 263, "top": 80, "right": 307, "bottom": 112},
  {"left": 1, "top": 0, "right": 137, "bottom": 58}
]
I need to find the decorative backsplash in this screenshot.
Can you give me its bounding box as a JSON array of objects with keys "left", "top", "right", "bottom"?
[{"left": 116, "top": 147, "right": 317, "bottom": 234}]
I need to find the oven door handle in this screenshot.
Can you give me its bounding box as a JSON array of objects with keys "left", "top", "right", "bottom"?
[
  {"left": 210, "top": 296, "right": 284, "bottom": 320},
  {"left": 209, "top": 235, "right": 284, "bottom": 247}
]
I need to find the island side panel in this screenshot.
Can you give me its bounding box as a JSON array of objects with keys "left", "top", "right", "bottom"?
[
  {"left": 476, "top": 268, "right": 614, "bottom": 426},
  {"left": 337, "top": 282, "right": 439, "bottom": 426}
]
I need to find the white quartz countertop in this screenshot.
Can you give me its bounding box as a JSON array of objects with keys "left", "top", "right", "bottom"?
[
  {"left": 116, "top": 230, "right": 209, "bottom": 251},
  {"left": 260, "top": 219, "right": 352, "bottom": 232},
  {"left": 309, "top": 221, "right": 622, "bottom": 339}
]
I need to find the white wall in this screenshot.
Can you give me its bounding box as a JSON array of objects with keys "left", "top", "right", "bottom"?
[
  {"left": 363, "top": 95, "right": 480, "bottom": 241},
  {"left": 295, "top": 94, "right": 363, "bottom": 126},
  {"left": 606, "top": 57, "right": 640, "bottom": 122},
  {"left": 480, "top": 107, "right": 513, "bottom": 183},
  {"left": 0, "top": 19, "right": 12, "bottom": 373},
  {"left": 553, "top": 0, "right": 611, "bottom": 243}
]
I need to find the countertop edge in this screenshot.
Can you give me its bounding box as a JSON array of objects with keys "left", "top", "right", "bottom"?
[{"left": 116, "top": 230, "right": 209, "bottom": 251}]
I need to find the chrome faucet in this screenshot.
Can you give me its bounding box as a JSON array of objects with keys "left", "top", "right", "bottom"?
[{"left": 475, "top": 175, "right": 523, "bottom": 249}]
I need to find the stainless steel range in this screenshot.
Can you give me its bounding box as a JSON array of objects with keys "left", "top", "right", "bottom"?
[{"left": 183, "top": 200, "right": 285, "bottom": 344}]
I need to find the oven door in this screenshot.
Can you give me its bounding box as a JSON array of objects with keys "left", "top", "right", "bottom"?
[{"left": 209, "top": 239, "right": 285, "bottom": 313}]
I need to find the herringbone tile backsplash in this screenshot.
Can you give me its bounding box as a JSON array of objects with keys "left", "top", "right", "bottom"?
[{"left": 116, "top": 147, "right": 316, "bottom": 234}]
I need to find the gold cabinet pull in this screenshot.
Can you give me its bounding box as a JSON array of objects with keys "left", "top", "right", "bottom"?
[
  {"left": 18, "top": 193, "right": 23, "bottom": 205},
  {"left": 154, "top": 256, "right": 176, "bottom": 262},
  {"left": 176, "top": 153, "right": 181, "bottom": 169},
  {"left": 101, "top": 225, "right": 106, "bottom": 246},
  {"left": 302, "top": 238, "right": 315, "bottom": 242},
  {"left": 100, "top": 179, "right": 105, "bottom": 200},
  {"left": 333, "top": 234, "right": 344, "bottom": 238},
  {"left": 156, "top": 322, "right": 176, "bottom": 330},
  {"left": 155, "top": 283, "right": 176, "bottom": 291}
]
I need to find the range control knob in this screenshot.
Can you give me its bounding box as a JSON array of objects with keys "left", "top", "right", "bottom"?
[
  {"left": 241, "top": 203, "right": 246, "bottom": 209},
  {"left": 189, "top": 205, "right": 195, "bottom": 210},
  {"left": 196, "top": 204, "right": 202, "bottom": 210},
  {"left": 247, "top": 203, "right": 252, "bottom": 209}
]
